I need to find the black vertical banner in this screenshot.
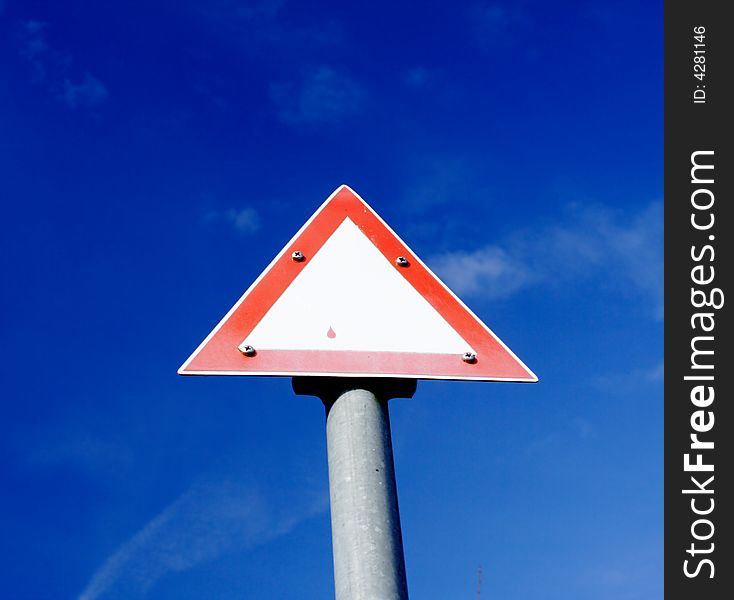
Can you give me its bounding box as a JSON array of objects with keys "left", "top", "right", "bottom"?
[{"left": 665, "top": 2, "right": 732, "bottom": 599}]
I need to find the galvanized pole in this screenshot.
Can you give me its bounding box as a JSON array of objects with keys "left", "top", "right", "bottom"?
[{"left": 293, "top": 377, "right": 416, "bottom": 600}]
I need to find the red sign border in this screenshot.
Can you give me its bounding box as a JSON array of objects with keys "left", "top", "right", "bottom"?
[{"left": 179, "top": 186, "right": 537, "bottom": 382}]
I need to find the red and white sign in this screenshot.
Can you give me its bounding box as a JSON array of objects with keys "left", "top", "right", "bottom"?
[{"left": 179, "top": 185, "right": 537, "bottom": 381}]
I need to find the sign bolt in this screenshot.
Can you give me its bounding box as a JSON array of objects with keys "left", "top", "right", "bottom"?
[
  {"left": 292, "top": 251, "right": 305, "bottom": 262},
  {"left": 462, "top": 352, "right": 477, "bottom": 364},
  {"left": 396, "top": 256, "right": 410, "bottom": 267},
  {"left": 240, "top": 345, "right": 257, "bottom": 357}
]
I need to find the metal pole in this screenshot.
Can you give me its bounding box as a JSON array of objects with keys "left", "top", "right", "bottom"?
[{"left": 293, "top": 377, "right": 416, "bottom": 600}]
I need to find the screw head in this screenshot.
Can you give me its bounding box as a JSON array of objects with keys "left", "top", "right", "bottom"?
[
  {"left": 240, "top": 345, "right": 256, "bottom": 357},
  {"left": 396, "top": 256, "right": 409, "bottom": 267},
  {"left": 462, "top": 352, "right": 477, "bottom": 364},
  {"left": 291, "top": 251, "right": 305, "bottom": 262}
]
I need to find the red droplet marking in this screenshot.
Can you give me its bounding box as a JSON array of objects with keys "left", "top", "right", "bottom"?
[{"left": 327, "top": 326, "right": 336, "bottom": 339}]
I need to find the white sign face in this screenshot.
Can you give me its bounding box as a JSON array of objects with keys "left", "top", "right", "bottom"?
[
  {"left": 241, "top": 218, "right": 473, "bottom": 355},
  {"left": 179, "top": 185, "right": 537, "bottom": 381}
]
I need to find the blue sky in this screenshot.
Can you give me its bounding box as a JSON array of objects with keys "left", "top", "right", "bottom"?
[{"left": 1, "top": 1, "right": 662, "bottom": 598}]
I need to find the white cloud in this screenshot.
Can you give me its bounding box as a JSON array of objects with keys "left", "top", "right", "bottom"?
[
  {"left": 525, "top": 416, "right": 597, "bottom": 456},
  {"left": 401, "top": 156, "right": 482, "bottom": 212},
  {"left": 19, "top": 20, "right": 50, "bottom": 82},
  {"left": 591, "top": 361, "right": 664, "bottom": 392},
  {"left": 579, "top": 543, "right": 662, "bottom": 599},
  {"left": 473, "top": 3, "right": 510, "bottom": 32},
  {"left": 20, "top": 20, "right": 49, "bottom": 52},
  {"left": 404, "top": 67, "right": 434, "bottom": 88},
  {"left": 430, "top": 246, "right": 535, "bottom": 299},
  {"left": 471, "top": 1, "right": 528, "bottom": 40},
  {"left": 270, "top": 66, "right": 365, "bottom": 127},
  {"left": 189, "top": 0, "right": 342, "bottom": 54},
  {"left": 643, "top": 361, "right": 664, "bottom": 382},
  {"left": 78, "top": 481, "right": 327, "bottom": 600},
  {"left": 191, "top": 0, "right": 285, "bottom": 24},
  {"left": 27, "top": 430, "right": 132, "bottom": 475},
  {"left": 61, "top": 73, "right": 109, "bottom": 108},
  {"left": 225, "top": 207, "right": 261, "bottom": 233},
  {"left": 18, "top": 19, "right": 109, "bottom": 109},
  {"left": 205, "top": 206, "right": 261, "bottom": 233},
  {"left": 571, "top": 416, "right": 596, "bottom": 440},
  {"left": 429, "top": 201, "right": 663, "bottom": 319}
]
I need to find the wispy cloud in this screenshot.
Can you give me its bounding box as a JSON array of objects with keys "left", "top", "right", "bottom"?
[
  {"left": 470, "top": 1, "right": 528, "bottom": 41},
  {"left": 78, "top": 481, "right": 327, "bottom": 600},
  {"left": 204, "top": 206, "right": 261, "bottom": 233},
  {"left": 270, "top": 66, "right": 365, "bottom": 127},
  {"left": 27, "top": 429, "right": 133, "bottom": 475},
  {"left": 197, "top": 0, "right": 286, "bottom": 21},
  {"left": 189, "top": 0, "right": 342, "bottom": 53},
  {"left": 61, "top": 73, "right": 109, "bottom": 108},
  {"left": 572, "top": 416, "right": 596, "bottom": 440},
  {"left": 18, "top": 20, "right": 109, "bottom": 109},
  {"left": 401, "top": 156, "right": 482, "bottom": 212},
  {"left": 19, "top": 20, "right": 51, "bottom": 82},
  {"left": 591, "top": 361, "right": 664, "bottom": 392},
  {"left": 579, "top": 543, "right": 663, "bottom": 600},
  {"left": 641, "top": 361, "right": 664, "bottom": 382},
  {"left": 430, "top": 246, "right": 534, "bottom": 299},
  {"left": 404, "top": 67, "right": 435, "bottom": 88},
  {"left": 430, "top": 201, "right": 663, "bottom": 319},
  {"left": 184, "top": 1, "right": 346, "bottom": 114},
  {"left": 525, "top": 416, "right": 596, "bottom": 457}
]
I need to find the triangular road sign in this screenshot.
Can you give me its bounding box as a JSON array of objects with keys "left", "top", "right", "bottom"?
[{"left": 179, "top": 185, "right": 537, "bottom": 381}]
